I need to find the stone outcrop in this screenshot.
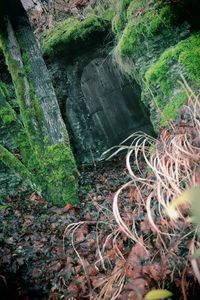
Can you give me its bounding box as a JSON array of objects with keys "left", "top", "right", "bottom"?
[
  {"left": 113, "top": 0, "right": 200, "bottom": 131},
  {"left": 43, "top": 16, "right": 153, "bottom": 163}
]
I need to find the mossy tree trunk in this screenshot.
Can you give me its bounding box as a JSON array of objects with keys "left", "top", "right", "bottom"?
[{"left": 0, "top": 0, "right": 78, "bottom": 206}]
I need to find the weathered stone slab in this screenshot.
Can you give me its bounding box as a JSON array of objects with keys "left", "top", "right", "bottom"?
[{"left": 49, "top": 47, "right": 153, "bottom": 163}]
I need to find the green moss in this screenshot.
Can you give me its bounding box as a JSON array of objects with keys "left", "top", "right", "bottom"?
[
  {"left": 42, "top": 15, "right": 109, "bottom": 57},
  {"left": 2, "top": 53, "right": 40, "bottom": 148},
  {"left": 0, "top": 82, "right": 16, "bottom": 125},
  {"left": 93, "top": 0, "right": 115, "bottom": 22},
  {"left": 0, "top": 81, "right": 10, "bottom": 98},
  {"left": 113, "top": 0, "right": 194, "bottom": 130},
  {"left": 19, "top": 53, "right": 78, "bottom": 205},
  {"left": 112, "top": 0, "right": 132, "bottom": 36},
  {"left": 160, "top": 92, "right": 187, "bottom": 126},
  {"left": 0, "top": 82, "right": 31, "bottom": 159},
  {"left": 144, "top": 33, "right": 200, "bottom": 130},
  {"left": 178, "top": 38, "right": 200, "bottom": 86},
  {"left": 104, "top": 8, "right": 115, "bottom": 21},
  {"left": 0, "top": 22, "right": 78, "bottom": 207},
  {"left": 33, "top": 143, "right": 79, "bottom": 206},
  {"left": 127, "top": 0, "right": 148, "bottom": 19},
  {"left": 0, "top": 144, "right": 32, "bottom": 180},
  {"left": 116, "top": 2, "right": 186, "bottom": 82},
  {"left": 0, "top": 105, "right": 16, "bottom": 124}
]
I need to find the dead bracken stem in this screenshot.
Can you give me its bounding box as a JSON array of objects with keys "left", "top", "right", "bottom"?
[
  {"left": 110, "top": 81, "right": 200, "bottom": 288},
  {"left": 63, "top": 81, "right": 199, "bottom": 298}
]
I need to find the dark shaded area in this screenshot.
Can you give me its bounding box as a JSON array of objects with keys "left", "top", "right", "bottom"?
[
  {"left": 0, "top": 158, "right": 128, "bottom": 300},
  {"left": 48, "top": 39, "right": 153, "bottom": 164},
  {"left": 171, "top": 0, "right": 200, "bottom": 31},
  {"left": 0, "top": 271, "right": 44, "bottom": 300},
  {"left": 43, "top": 22, "right": 112, "bottom": 61},
  {"left": 0, "top": 52, "right": 12, "bottom": 85},
  {"left": 0, "top": 157, "right": 200, "bottom": 299}
]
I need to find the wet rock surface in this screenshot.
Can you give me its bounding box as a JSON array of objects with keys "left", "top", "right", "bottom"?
[{"left": 48, "top": 43, "right": 153, "bottom": 164}]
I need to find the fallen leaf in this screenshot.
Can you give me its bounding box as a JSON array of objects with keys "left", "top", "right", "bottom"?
[
  {"left": 123, "top": 278, "right": 149, "bottom": 299},
  {"left": 126, "top": 237, "right": 149, "bottom": 278},
  {"left": 32, "top": 268, "right": 42, "bottom": 278},
  {"left": 144, "top": 289, "right": 173, "bottom": 300},
  {"left": 75, "top": 225, "right": 88, "bottom": 242},
  {"left": 61, "top": 203, "right": 74, "bottom": 212},
  {"left": 30, "top": 192, "right": 46, "bottom": 204},
  {"left": 51, "top": 261, "right": 62, "bottom": 272},
  {"left": 143, "top": 263, "right": 163, "bottom": 281}
]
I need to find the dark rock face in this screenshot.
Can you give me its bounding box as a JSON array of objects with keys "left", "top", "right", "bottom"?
[
  {"left": 81, "top": 57, "right": 150, "bottom": 146},
  {"left": 49, "top": 46, "right": 153, "bottom": 164}
]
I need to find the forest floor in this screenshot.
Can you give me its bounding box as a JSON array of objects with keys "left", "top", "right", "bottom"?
[
  {"left": 0, "top": 152, "right": 200, "bottom": 300},
  {"left": 0, "top": 99, "right": 200, "bottom": 300}
]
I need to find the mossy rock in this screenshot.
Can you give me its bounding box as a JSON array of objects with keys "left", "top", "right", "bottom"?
[
  {"left": 0, "top": 52, "right": 78, "bottom": 206},
  {"left": 31, "top": 143, "right": 78, "bottom": 206},
  {"left": 144, "top": 33, "right": 200, "bottom": 130},
  {"left": 115, "top": 0, "right": 190, "bottom": 83},
  {"left": 112, "top": 0, "right": 132, "bottom": 37},
  {"left": 112, "top": 0, "right": 198, "bottom": 130},
  {"left": 42, "top": 15, "right": 110, "bottom": 58}
]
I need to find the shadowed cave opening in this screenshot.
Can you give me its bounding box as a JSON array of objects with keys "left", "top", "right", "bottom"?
[{"left": 48, "top": 39, "right": 154, "bottom": 165}]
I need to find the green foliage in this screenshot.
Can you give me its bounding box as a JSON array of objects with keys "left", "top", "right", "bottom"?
[{"left": 42, "top": 15, "right": 109, "bottom": 57}]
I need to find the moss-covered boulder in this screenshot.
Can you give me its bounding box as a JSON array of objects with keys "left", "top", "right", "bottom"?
[
  {"left": 114, "top": 0, "right": 190, "bottom": 82},
  {"left": 112, "top": 0, "right": 200, "bottom": 130},
  {"left": 144, "top": 33, "right": 200, "bottom": 128},
  {"left": 42, "top": 12, "right": 154, "bottom": 163},
  {"left": 42, "top": 15, "right": 110, "bottom": 58}
]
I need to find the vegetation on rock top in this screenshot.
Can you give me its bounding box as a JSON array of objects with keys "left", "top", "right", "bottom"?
[
  {"left": 42, "top": 15, "right": 109, "bottom": 57},
  {"left": 112, "top": 0, "right": 199, "bottom": 131}
]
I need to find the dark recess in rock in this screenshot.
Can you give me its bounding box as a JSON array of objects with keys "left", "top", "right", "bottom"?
[{"left": 47, "top": 36, "right": 154, "bottom": 164}]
